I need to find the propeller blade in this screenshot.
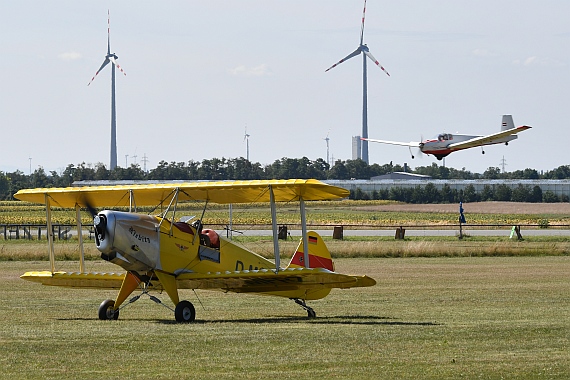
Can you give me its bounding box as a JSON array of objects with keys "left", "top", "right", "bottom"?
[
  {"left": 81, "top": 196, "right": 98, "bottom": 218},
  {"left": 325, "top": 48, "right": 362, "bottom": 72},
  {"left": 87, "top": 58, "right": 111, "bottom": 86},
  {"left": 360, "top": 0, "right": 368, "bottom": 45},
  {"left": 108, "top": 56, "right": 127, "bottom": 76},
  {"left": 364, "top": 51, "right": 390, "bottom": 76}
]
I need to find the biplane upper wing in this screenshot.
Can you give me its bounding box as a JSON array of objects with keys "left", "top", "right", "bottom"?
[
  {"left": 21, "top": 268, "right": 376, "bottom": 292},
  {"left": 447, "top": 125, "right": 531, "bottom": 151},
  {"left": 14, "top": 179, "right": 349, "bottom": 207}
]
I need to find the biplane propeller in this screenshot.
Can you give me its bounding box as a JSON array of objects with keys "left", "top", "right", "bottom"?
[{"left": 15, "top": 180, "right": 376, "bottom": 323}]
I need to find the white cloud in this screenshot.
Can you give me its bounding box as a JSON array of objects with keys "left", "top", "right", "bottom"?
[
  {"left": 228, "top": 64, "right": 272, "bottom": 77},
  {"left": 58, "top": 52, "right": 82, "bottom": 61},
  {"left": 472, "top": 48, "right": 496, "bottom": 57},
  {"left": 512, "top": 56, "right": 565, "bottom": 67}
]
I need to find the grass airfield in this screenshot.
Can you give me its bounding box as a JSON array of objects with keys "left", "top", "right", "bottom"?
[{"left": 1, "top": 257, "right": 569, "bottom": 379}]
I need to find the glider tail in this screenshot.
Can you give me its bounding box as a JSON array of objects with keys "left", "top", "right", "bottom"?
[
  {"left": 501, "top": 115, "right": 515, "bottom": 131},
  {"left": 287, "top": 231, "right": 335, "bottom": 271}
]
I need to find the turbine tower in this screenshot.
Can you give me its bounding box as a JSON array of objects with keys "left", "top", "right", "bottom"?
[
  {"left": 326, "top": 0, "right": 389, "bottom": 164},
  {"left": 88, "top": 10, "right": 126, "bottom": 170},
  {"left": 324, "top": 131, "right": 330, "bottom": 167},
  {"left": 244, "top": 126, "right": 250, "bottom": 161}
]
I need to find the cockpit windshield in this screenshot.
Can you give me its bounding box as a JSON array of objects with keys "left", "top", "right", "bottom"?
[{"left": 436, "top": 133, "right": 453, "bottom": 141}]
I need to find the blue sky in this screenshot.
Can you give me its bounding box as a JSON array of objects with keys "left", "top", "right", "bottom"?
[{"left": 1, "top": 1, "right": 569, "bottom": 175}]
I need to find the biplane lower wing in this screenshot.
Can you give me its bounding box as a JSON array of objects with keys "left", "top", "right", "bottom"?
[
  {"left": 21, "top": 268, "right": 376, "bottom": 294},
  {"left": 21, "top": 271, "right": 126, "bottom": 289},
  {"left": 175, "top": 267, "right": 376, "bottom": 293}
]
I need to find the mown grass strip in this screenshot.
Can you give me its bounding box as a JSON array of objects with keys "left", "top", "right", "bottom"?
[{"left": 1, "top": 257, "right": 569, "bottom": 379}]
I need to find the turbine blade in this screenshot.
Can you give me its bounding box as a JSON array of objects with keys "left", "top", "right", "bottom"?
[
  {"left": 87, "top": 58, "right": 110, "bottom": 86},
  {"left": 360, "top": 0, "right": 368, "bottom": 45},
  {"left": 364, "top": 51, "right": 390, "bottom": 76},
  {"left": 325, "top": 48, "right": 362, "bottom": 72},
  {"left": 109, "top": 57, "right": 127, "bottom": 76}
]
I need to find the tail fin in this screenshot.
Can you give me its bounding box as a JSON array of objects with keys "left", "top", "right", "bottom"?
[
  {"left": 287, "top": 231, "right": 334, "bottom": 271},
  {"left": 501, "top": 115, "right": 515, "bottom": 131}
]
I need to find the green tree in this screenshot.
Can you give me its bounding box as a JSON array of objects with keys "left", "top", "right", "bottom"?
[
  {"left": 423, "top": 183, "right": 441, "bottom": 203},
  {"left": 542, "top": 191, "right": 559, "bottom": 203},
  {"left": 495, "top": 184, "right": 512, "bottom": 201},
  {"left": 344, "top": 159, "right": 369, "bottom": 179},
  {"left": 463, "top": 184, "right": 479, "bottom": 202},
  {"left": 328, "top": 160, "right": 349, "bottom": 180},
  {"left": 480, "top": 185, "right": 494, "bottom": 201},
  {"left": 30, "top": 167, "right": 50, "bottom": 188},
  {"left": 483, "top": 167, "right": 502, "bottom": 179},
  {"left": 511, "top": 185, "right": 531, "bottom": 202},
  {"left": 0, "top": 172, "right": 9, "bottom": 199}
]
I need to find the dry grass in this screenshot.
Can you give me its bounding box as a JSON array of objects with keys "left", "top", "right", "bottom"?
[
  {"left": 1, "top": 235, "right": 569, "bottom": 262},
  {"left": 358, "top": 201, "right": 570, "bottom": 215}
]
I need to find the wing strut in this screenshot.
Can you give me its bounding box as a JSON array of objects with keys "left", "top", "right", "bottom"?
[
  {"left": 45, "top": 194, "right": 56, "bottom": 273},
  {"left": 269, "top": 185, "right": 280, "bottom": 272},
  {"left": 300, "top": 196, "right": 309, "bottom": 268},
  {"left": 75, "top": 204, "right": 86, "bottom": 273},
  {"left": 128, "top": 189, "right": 136, "bottom": 212},
  {"left": 158, "top": 188, "right": 179, "bottom": 236}
]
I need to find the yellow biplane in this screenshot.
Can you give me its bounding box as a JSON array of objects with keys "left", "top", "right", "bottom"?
[{"left": 15, "top": 179, "right": 375, "bottom": 323}]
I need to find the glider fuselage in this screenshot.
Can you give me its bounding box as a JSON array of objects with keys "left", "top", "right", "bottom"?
[{"left": 421, "top": 133, "right": 517, "bottom": 159}]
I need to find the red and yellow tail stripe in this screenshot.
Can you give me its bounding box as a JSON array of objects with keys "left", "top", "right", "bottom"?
[{"left": 287, "top": 232, "right": 334, "bottom": 271}]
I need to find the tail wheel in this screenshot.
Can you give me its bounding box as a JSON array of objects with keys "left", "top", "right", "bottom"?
[
  {"left": 175, "top": 300, "right": 196, "bottom": 323},
  {"left": 98, "top": 299, "right": 119, "bottom": 320}
]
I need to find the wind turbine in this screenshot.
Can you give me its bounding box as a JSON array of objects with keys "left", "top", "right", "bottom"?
[
  {"left": 243, "top": 126, "right": 250, "bottom": 161},
  {"left": 324, "top": 131, "right": 330, "bottom": 167},
  {"left": 326, "top": 0, "right": 389, "bottom": 164},
  {"left": 88, "top": 10, "right": 126, "bottom": 170}
]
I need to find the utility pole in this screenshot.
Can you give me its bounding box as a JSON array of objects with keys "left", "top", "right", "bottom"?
[{"left": 500, "top": 156, "right": 507, "bottom": 173}]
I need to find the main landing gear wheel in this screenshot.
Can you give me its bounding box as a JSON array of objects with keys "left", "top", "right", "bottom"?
[
  {"left": 98, "top": 299, "right": 119, "bottom": 320},
  {"left": 293, "top": 298, "right": 317, "bottom": 319},
  {"left": 175, "top": 300, "right": 196, "bottom": 323}
]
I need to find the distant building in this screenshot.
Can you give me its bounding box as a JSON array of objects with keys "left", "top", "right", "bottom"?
[
  {"left": 324, "top": 179, "right": 570, "bottom": 198},
  {"left": 351, "top": 136, "right": 361, "bottom": 161}
]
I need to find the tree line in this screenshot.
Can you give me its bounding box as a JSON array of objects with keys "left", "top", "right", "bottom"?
[
  {"left": 351, "top": 183, "right": 569, "bottom": 203},
  {"left": 0, "top": 157, "right": 569, "bottom": 201}
]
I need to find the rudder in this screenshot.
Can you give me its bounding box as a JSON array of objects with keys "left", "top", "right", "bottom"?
[
  {"left": 287, "top": 231, "right": 334, "bottom": 271},
  {"left": 501, "top": 115, "right": 515, "bottom": 131}
]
